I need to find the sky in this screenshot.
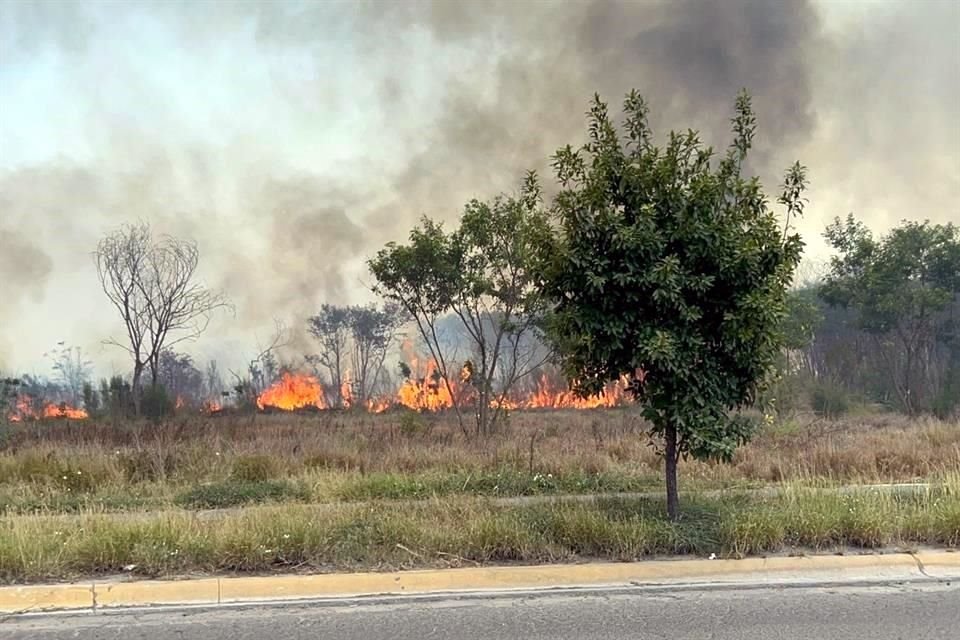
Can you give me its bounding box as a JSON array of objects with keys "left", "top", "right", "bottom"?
[{"left": 1, "top": 0, "right": 958, "bottom": 380}]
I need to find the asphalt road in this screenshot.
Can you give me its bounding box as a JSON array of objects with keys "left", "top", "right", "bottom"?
[{"left": 4, "top": 581, "right": 958, "bottom": 639}]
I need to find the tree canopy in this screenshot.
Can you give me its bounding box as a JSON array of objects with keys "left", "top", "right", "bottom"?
[
  {"left": 369, "top": 175, "right": 553, "bottom": 436},
  {"left": 539, "top": 90, "right": 807, "bottom": 518},
  {"left": 820, "top": 215, "right": 960, "bottom": 414}
]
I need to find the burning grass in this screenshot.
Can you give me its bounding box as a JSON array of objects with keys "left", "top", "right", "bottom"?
[{"left": 6, "top": 394, "right": 88, "bottom": 422}]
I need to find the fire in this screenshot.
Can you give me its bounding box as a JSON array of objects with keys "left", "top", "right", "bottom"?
[
  {"left": 250, "top": 360, "right": 641, "bottom": 415},
  {"left": 203, "top": 399, "right": 223, "bottom": 413},
  {"left": 397, "top": 359, "right": 459, "bottom": 411},
  {"left": 366, "top": 397, "right": 392, "bottom": 413},
  {"left": 257, "top": 372, "right": 327, "bottom": 411},
  {"left": 7, "top": 395, "right": 88, "bottom": 422},
  {"left": 519, "top": 373, "right": 631, "bottom": 409}
]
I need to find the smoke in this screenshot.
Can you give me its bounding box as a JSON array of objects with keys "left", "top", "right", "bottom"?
[{"left": 0, "top": 0, "right": 956, "bottom": 374}]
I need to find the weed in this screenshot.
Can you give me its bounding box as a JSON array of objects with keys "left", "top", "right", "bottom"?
[
  {"left": 230, "top": 455, "right": 278, "bottom": 483},
  {"left": 174, "top": 480, "right": 308, "bottom": 510}
]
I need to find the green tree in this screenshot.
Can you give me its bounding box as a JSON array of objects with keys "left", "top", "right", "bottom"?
[
  {"left": 821, "top": 216, "right": 960, "bottom": 414},
  {"left": 369, "top": 175, "right": 553, "bottom": 436},
  {"left": 540, "top": 90, "right": 806, "bottom": 519}
]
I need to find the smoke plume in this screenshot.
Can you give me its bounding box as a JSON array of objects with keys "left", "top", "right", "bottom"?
[{"left": 0, "top": 0, "right": 956, "bottom": 374}]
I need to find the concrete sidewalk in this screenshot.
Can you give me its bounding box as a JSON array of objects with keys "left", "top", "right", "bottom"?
[{"left": 2, "top": 551, "right": 958, "bottom": 615}]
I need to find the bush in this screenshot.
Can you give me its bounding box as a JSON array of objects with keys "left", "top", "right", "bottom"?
[
  {"left": 231, "top": 454, "right": 278, "bottom": 482},
  {"left": 174, "top": 480, "right": 308, "bottom": 510},
  {"left": 141, "top": 384, "right": 175, "bottom": 420},
  {"left": 811, "top": 383, "right": 850, "bottom": 418},
  {"left": 118, "top": 449, "right": 182, "bottom": 483},
  {"left": 398, "top": 411, "right": 431, "bottom": 437}
]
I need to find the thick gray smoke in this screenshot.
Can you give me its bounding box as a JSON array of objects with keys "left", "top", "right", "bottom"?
[{"left": 0, "top": 0, "right": 956, "bottom": 374}]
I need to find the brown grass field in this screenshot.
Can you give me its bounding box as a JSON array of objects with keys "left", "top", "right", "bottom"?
[{"left": 0, "top": 408, "right": 958, "bottom": 582}]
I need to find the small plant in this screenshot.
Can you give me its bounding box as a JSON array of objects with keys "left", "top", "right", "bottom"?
[
  {"left": 398, "top": 411, "right": 428, "bottom": 437},
  {"left": 811, "top": 383, "right": 851, "bottom": 418},
  {"left": 141, "top": 384, "right": 175, "bottom": 420},
  {"left": 118, "top": 448, "right": 181, "bottom": 483},
  {"left": 231, "top": 454, "right": 278, "bottom": 482},
  {"left": 174, "top": 479, "right": 308, "bottom": 510}
]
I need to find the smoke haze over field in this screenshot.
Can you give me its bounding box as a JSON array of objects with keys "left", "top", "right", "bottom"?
[{"left": 1, "top": 0, "right": 958, "bottom": 377}]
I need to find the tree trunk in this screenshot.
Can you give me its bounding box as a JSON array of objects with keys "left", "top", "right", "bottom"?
[
  {"left": 132, "top": 363, "right": 144, "bottom": 416},
  {"left": 664, "top": 422, "right": 680, "bottom": 521}
]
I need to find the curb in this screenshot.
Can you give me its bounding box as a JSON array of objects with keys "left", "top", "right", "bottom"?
[{"left": 2, "top": 552, "right": 958, "bottom": 615}]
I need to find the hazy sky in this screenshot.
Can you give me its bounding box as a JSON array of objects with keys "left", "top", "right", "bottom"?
[{"left": 1, "top": 0, "right": 958, "bottom": 379}]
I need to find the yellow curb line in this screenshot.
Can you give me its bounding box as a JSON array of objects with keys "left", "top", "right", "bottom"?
[{"left": 2, "top": 552, "right": 958, "bottom": 614}]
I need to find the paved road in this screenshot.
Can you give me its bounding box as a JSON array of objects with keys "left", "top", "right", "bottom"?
[{"left": 4, "top": 580, "right": 958, "bottom": 639}]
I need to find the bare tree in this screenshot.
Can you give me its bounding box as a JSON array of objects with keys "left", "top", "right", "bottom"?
[
  {"left": 228, "top": 318, "right": 290, "bottom": 407},
  {"left": 348, "top": 302, "right": 407, "bottom": 405},
  {"left": 306, "top": 305, "right": 351, "bottom": 407},
  {"left": 44, "top": 342, "right": 93, "bottom": 405},
  {"left": 95, "top": 222, "right": 229, "bottom": 413}
]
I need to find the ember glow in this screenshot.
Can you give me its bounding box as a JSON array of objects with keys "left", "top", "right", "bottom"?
[
  {"left": 7, "top": 395, "right": 89, "bottom": 422},
  {"left": 256, "top": 372, "right": 327, "bottom": 411}
]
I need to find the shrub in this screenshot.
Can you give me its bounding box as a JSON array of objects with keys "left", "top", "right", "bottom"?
[
  {"left": 398, "top": 411, "right": 428, "bottom": 437},
  {"left": 811, "top": 383, "right": 850, "bottom": 418},
  {"left": 141, "top": 384, "right": 175, "bottom": 420},
  {"left": 231, "top": 454, "right": 278, "bottom": 482},
  {"left": 174, "top": 480, "right": 308, "bottom": 510},
  {"left": 118, "top": 448, "right": 181, "bottom": 483}
]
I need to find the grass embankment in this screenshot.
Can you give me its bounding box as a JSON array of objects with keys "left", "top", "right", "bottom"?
[
  {"left": 1, "top": 411, "right": 957, "bottom": 515},
  {"left": 1, "top": 480, "right": 958, "bottom": 583}
]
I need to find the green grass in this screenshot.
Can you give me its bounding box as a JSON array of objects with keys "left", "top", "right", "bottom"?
[
  {"left": 0, "top": 480, "right": 957, "bottom": 584},
  {"left": 333, "top": 469, "right": 665, "bottom": 501},
  {"left": 174, "top": 480, "right": 310, "bottom": 510}
]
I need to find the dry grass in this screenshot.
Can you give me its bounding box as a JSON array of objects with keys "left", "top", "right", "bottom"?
[
  {"left": 0, "top": 409, "right": 957, "bottom": 515},
  {"left": 0, "top": 478, "right": 957, "bottom": 584}
]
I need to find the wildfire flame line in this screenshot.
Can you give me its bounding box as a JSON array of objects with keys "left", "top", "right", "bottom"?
[
  {"left": 255, "top": 364, "right": 636, "bottom": 415},
  {"left": 7, "top": 395, "right": 89, "bottom": 422}
]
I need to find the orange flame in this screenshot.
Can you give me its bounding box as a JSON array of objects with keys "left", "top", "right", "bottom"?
[
  {"left": 7, "top": 395, "right": 88, "bottom": 422},
  {"left": 257, "top": 373, "right": 327, "bottom": 411},
  {"left": 203, "top": 399, "right": 223, "bottom": 413},
  {"left": 517, "top": 373, "right": 631, "bottom": 409},
  {"left": 397, "top": 359, "right": 460, "bottom": 411}
]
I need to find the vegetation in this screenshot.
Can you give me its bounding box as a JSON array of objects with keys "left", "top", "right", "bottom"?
[
  {"left": 369, "top": 176, "right": 553, "bottom": 436},
  {"left": 0, "top": 479, "right": 956, "bottom": 583},
  {"left": 539, "top": 90, "right": 806, "bottom": 518},
  {"left": 0, "top": 411, "right": 956, "bottom": 517},
  {"left": 821, "top": 216, "right": 960, "bottom": 415},
  {"left": 307, "top": 303, "right": 405, "bottom": 408},
  {"left": 2, "top": 87, "right": 957, "bottom": 586},
  {"left": 94, "top": 222, "right": 230, "bottom": 413}
]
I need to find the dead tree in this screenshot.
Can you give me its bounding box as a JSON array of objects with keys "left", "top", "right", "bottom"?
[{"left": 95, "top": 222, "right": 230, "bottom": 413}]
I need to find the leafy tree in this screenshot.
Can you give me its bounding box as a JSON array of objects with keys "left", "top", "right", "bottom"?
[
  {"left": 1, "top": 376, "right": 21, "bottom": 420},
  {"left": 156, "top": 349, "right": 205, "bottom": 407},
  {"left": 82, "top": 381, "right": 100, "bottom": 415},
  {"left": 540, "top": 90, "right": 806, "bottom": 519},
  {"left": 821, "top": 216, "right": 960, "bottom": 414},
  {"left": 99, "top": 375, "right": 133, "bottom": 418},
  {"left": 369, "top": 175, "right": 553, "bottom": 436}
]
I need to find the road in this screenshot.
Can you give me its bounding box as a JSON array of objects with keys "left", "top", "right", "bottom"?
[{"left": 4, "top": 580, "right": 958, "bottom": 639}]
